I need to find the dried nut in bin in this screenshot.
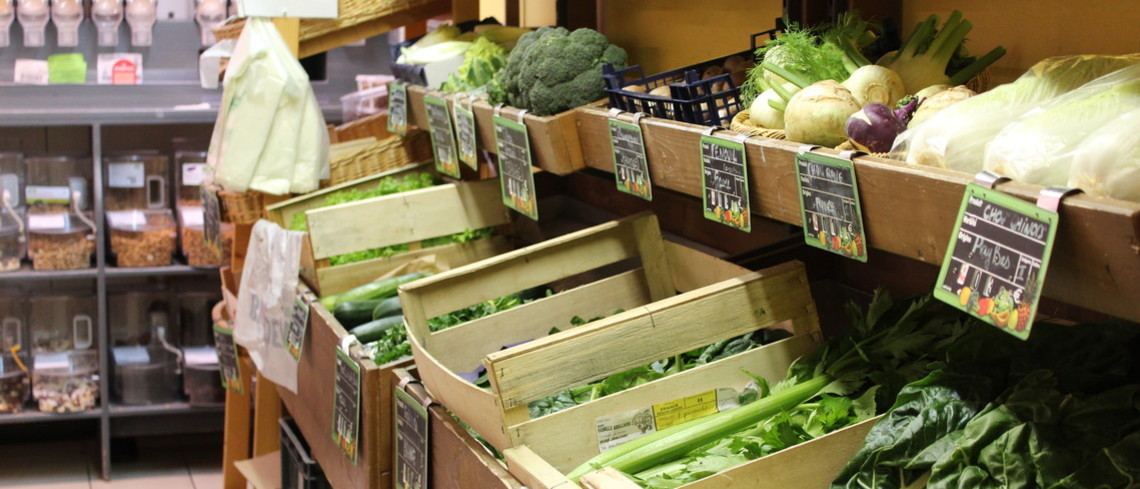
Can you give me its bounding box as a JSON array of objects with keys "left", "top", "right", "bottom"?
[
  {"left": 28, "top": 230, "right": 94, "bottom": 271},
  {"left": 181, "top": 224, "right": 233, "bottom": 268},
  {"left": 110, "top": 211, "right": 177, "bottom": 267},
  {"left": 0, "top": 373, "right": 29, "bottom": 413},
  {"left": 34, "top": 373, "right": 97, "bottom": 413}
]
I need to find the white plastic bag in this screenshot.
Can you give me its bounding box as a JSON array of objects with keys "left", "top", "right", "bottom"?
[
  {"left": 1068, "top": 107, "right": 1140, "bottom": 203},
  {"left": 983, "top": 63, "right": 1140, "bottom": 186},
  {"left": 233, "top": 220, "right": 306, "bottom": 393}
]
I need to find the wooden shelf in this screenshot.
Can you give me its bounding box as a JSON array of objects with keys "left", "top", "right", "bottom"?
[
  {"left": 572, "top": 106, "right": 1140, "bottom": 323},
  {"left": 296, "top": 0, "right": 453, "bottom": 59},
  {"left": 0, "top": 408, "right": 103, "bottom": 425}
]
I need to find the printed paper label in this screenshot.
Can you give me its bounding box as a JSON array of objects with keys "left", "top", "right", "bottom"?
[
  {"left": 28, "top": 214, "right": 67, "bottom": 230},
  {"left": 26, "top": 186, "right": 70, "bottom": 205},
  {"left": 14, "top": 59, "right": 50, "bottom": 85},
  {"left": 182, "top": 163, "right": 208, "bottom": 187},
  {"left": 108, "top": 162, "right": 145, "bottom": 188},
  {"left": 595, "top": 388, "right": 740, "bottom": 452}
]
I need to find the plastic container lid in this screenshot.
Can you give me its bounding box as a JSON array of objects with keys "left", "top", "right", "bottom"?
[
  {"left": 33, "top": 350, "right": 98, "bottom": 376},
  {"left": 26, "top": 212, "right": 93, "bottom": 235},
  {"left": 107, "top": 209, "right": 175, "bottom": 232}
]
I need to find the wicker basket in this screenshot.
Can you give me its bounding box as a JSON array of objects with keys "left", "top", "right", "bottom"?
[
  {"left": 334, "top": 111, "right": 392, "bottom": 143},
  {"left": 327, "top": 132, "right": 431, "bottom": 186},
  {"left": 218, "top": 190, "right": 266, "bottom": 224},
  {"left": 213, "top": 18, "right": 245, "bottom": 42},
  {"left": 731, "top": 110, "right": 786, "bottom": 139}
]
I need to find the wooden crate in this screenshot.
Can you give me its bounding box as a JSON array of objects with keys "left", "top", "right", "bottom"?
[
  {"left": 506, "top": 417, "right": 878, "bottom": 489},
  {"left": 276, "top": 282, "right": 413, "bottom": 489},
  {"left": 405, "top": 85, "right": 589, "bottom": 176},
  {"left": 264, "top": 162, "right": 429, "bottom": 229},
  {"left": 399, "top": 212, "right": 822, "bottom": 452},
  {"left": 573, "top": 105, "right": 1140, "bottom": 323},
  {"left": 290, "top": 177, "right": 514, "bottom": 296},
  {"left": 392, "top": 368, "right": 525, "bottom": 489}
]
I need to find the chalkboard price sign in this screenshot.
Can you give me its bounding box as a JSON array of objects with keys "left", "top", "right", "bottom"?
[
  {"left": 935, "top": 184, "right": 1059, "bottom": 339},
  {"left": 454, "top": 101, "right": 478, "bottom": 170},
  {"left": 332, "top": 347, "right": 361, "bottom": 462},
  {"left": 493, "top": 115, "right": 538, "bottom": 220},
  {"left": 794, "top": 152, "right": 867, "bottom": 262},
  {"left": 424, "top": 95, "right": 460, "bottom": 178},
  {"left": 200, "top": 185, "right": 223, "bottom": 260},
  {"left": 699, "top": 135, "right": 750, "bottom": 232},
  {"left": 609, "top": 118, "right": 652, "bottom": 201},
  {"left": 394, "top": 386, "right": 430, "bottom": 489},
  {"left": 285, "top": 295, "right": 309, "bottom": 361},
  {"left": 387, "top": 82, "right": 408, "bottom": 136},
  {"left": 212, "top": 324, "right": 243, "bottom": 394}
]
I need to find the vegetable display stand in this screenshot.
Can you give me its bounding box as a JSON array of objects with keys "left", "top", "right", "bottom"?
[
  {"left": 265, "top": 163, "right": 429, "bottom": 230},
  {"left": 293, "top": 177, "right": 512, "bottom": 296},
  {"left": 399, "top": 212, "right": 821, "bottom": 452},
  {"left": 392, "top": 368, "right": 525, "bottom": 489},
  {"left": 573, "top": 107, "right": 1140, "bottom": 323},
  {"left": 507, "top": 417, "right": 877, "bottom": 489},
  {"left": 402, "top": 83, "right": 591, "bottom": 176},
  {"left": 275, "top": 282, "right": 411, "bottom": 489}
]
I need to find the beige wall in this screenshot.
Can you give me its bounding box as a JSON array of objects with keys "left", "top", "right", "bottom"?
[
  {"left": 903, "top": 0, "right": 1140, "bottom": 84},
  {"left": 600, "top": 1, "right": 783, "bottom": 74}
]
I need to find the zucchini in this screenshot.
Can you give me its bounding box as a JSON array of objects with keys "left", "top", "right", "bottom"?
[
  {"left": 350, "top": 315, "right": 404, "bottom": 343},
  {"left": 371, "top": 296, "right": 403, "bottom": 321},
  {"left": 320, "top": 273, "right": 429, "bottom": 310},
  {"left": 333, "top": 299, "right": 386, "bottom": 328}
]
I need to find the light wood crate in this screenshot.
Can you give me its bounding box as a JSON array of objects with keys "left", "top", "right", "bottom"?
[
  {"left": 398, "top": 212, "right": 823, "bottom": 455},
  {"left": 273, "top": 176, "right": 513, "bottom": 297}
]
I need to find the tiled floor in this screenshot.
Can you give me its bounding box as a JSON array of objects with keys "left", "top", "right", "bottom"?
[{"left": 0, "top": 435, "right": 223, "bottom": 489}]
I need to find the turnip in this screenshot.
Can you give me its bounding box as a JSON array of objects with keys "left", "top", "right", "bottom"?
[
  {"left": 846, "top": 103, "right": 908, "bottom": 153},
  {"left": 842, "top": 65, "right": 905, "bottom": 106},
  {"left": 910, "top": 85, "right": 976, "bottom": 127},
  {"left": 748, "top": 82, "right": 797, "bottom": 129},
  {"left": 785, "top": 80, "right": 862, "bottom": 146}
]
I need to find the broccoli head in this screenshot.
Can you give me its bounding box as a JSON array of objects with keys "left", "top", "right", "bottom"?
[{"left": 488, "top": 26, "right": 628, "bottom": 115}]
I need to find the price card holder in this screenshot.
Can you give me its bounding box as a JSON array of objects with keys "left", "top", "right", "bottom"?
[
  {"left": 795, "top": 149, "right": 868, "bottom": 262},
  {"left": 424, "top": 93, "right": 461, "bottom": 178},
  {"left": 212, "top": 324, "right": 244, "bottom": 394},
  {"left": 699, "top": 128, "right": 751, "bottom": 232},
  {"left": 493, "top": 105, "right": 539, "bottom": 221},
  {"left": 285, "top": 293, "right": 310, "bottom": 361},
  {"left": 332, "top": 336, "right": 362, "bottom": 462},
  {"left": 454, "top": 94, "right": 479, "bottom": 171},
  {"left": 387, "top": 82, "right": 409, "bottom": 136},
  {"left": 609, "top": 108, "right": 653, "bottom": 201},
  {"left": 934, "top": 171, "right": 1079, "bottom": 339},
  {"left": 394, "top": 378, "right": 434, "bottom": 489}
]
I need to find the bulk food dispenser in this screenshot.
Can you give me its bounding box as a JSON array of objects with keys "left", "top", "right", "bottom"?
[
  {"left": 105, "top": 154, "right": 175, "bottom": 267},
  {"left": 112, "top": 310, "right": 183, "bottom": 405},
  {"left": 179, "top": 290, "right": 223, "bottom": 406},
  {"left": 25, "top": 156, "right": 94, "bottom": 271},
  {"left": 175, "top": 150, "right": 231, "bottom": 267},
  {"left": 29, "top": 295, "right": 98, "bottom": 413},
  {"left": 0, "top": 294, "right": 29, "bottom": 413},
  {"left": 0, "top": 152, "right": 25, "bottom": 272}
]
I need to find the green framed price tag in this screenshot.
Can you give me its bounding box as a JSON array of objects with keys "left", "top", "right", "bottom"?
[
  {"left": 393, "top": 386, "right": 430, "bottom": 489},
  {"left": 387, "top": 82, "right": 408, "bottom": 136},
  {"left": 285, "top": 295, "right": 310, "bottom": 361},
  {"left": 212, "top": 325, "right": 243, "bottom": 394},
  {"left": 935, "top": 183, "right": 1060, "bottom": 339},
  {"left": 493, "top": 114, "right": 538, "bottom": 220},
  {"left": 454, "top": 99, "right": 479, "bottom": 170},
  {"left": 609, "top": 117, "right": 652, "bottom": 201},
  {"left": 424, "top": 95, "right": 460, "bottom": 178},
  {"left": 794, "top": 152, "right": 868, "bottom": 262},
  {"left": 699, "top": 134, "right": 750, "bottom": 232},
  {"left": 332, "top": 347, "right": 361, "bottom": 462}
]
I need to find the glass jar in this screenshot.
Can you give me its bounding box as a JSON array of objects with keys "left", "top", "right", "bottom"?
[
  {"left": 32, "top": 349, "right": 98, "bottom": 413},
  {"left": 27, "top": 213, "right": 94, "bottom": 271},
  {"left": 29, "top": 296, "right": 95, "bottom": 354},
  {"left": 25, "top": 156, "right": 90, "bottom": 215},
  {"left": 0, "top": 351, "right": 30, "bottom": 414},
  {"left": 105, "top": 154, "right": 169, "bottom": 212},
  {"left": 108, "top": 209, "right": 176, "bottom": 267},
  {"left": 178, "top": 206, "right": 232, "bottom": 268}
]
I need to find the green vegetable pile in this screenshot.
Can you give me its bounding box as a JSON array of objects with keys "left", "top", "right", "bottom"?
[
  {"left": 528, "top": 315, "right": 790, "bottom": 419},
  {"left": 367, "top": 292, "right": 536, "bottom": 365},
  {"left": 832, "top": 320, "right": 1140, "bottom": 489},
  {"left": 288, "top": 172, "right": 493, "bottom": 266},
  {"left": 568, "top": 291, "right": 989, "bottom": 487},
  {"left": 487, "top": 26, "right": 628, "bottom": 116},
  {"left": 441, "top": 36, "right": 509, "bottom": 94}
]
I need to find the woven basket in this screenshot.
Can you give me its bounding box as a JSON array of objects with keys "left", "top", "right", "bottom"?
[
  {"left": 731, "top": 111, "right": 786, "bottom": 139},
  {"left": 327, "top": 132, "right": 431, "bottom": 186},
  {"left": 335, "top": 111, "right": 392, "bottom": 143},
  {"left": 218, "top": 190, "right": 266, "bottom": 224},
  {"left": 213, "top": 18, "right": 245, "bottom": 42}
]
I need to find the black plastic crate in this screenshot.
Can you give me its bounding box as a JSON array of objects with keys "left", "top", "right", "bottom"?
[
  {"left": 280, "top": 417, "right": 332, "bottom": 489},
  {"left": 601, "top": 26, "right": 782, "bottom": 127}
]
